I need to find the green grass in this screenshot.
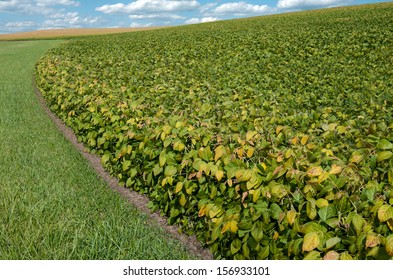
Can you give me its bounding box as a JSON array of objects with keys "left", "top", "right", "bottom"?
[{"left": 0, "top": 40, "right": 195, "bottom": 259}]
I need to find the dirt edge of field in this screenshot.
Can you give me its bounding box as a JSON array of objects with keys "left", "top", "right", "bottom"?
[
  {"left": 0, "top": 27, "right": 166, "bottom": 41},
  {"left": 33, "top": 80, "right": 213, "bottom": 260}
]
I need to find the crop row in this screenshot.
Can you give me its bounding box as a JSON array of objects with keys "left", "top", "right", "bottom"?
[{"left": 35, "top": 3, "right": 393, "bottom": 259}]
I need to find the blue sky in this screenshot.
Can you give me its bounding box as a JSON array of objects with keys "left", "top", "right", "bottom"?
[{"left": 0, "top": 0, "right": 389, "bottom": 33}]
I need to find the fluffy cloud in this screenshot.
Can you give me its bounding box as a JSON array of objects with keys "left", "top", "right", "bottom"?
[
  {"left": 96, "top": 0, "right": 200, "bottom": 14},
  {"left": 130, "top": 22, "right": 153, "bottom": 27},
  {"left": 0, "top": 0, "right": 79, "bottom": 14},
  {"left": 4, "top": 21, "right": 37, "bottom": 31},
  {"left": 277, "top": 0, "right": 349, "bottom": 9},
  {"left": 41, "top": 12, "right": 99, "bottom": 29},
  {"left": 129, "top": 13, "right": 185, "bottom": 20},
  {"left": 185, "top": 17, "right": 219, "bottom": 24},
  {"left": 213, "top": 2, "right": 273, "bottom": 16},
  {"left": 36, "top": 0, "right": 79, "bottom": 6}
]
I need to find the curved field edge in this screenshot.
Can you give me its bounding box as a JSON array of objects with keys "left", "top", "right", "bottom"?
[
  {"left": 35, "top": 3, "right": 393, "bottom": 260},
  {"left": 0, "top": 27, "right": 165, "bottom": 41},
  {"left": 0, "top": 40, "right": 196, "bottom": 260}
]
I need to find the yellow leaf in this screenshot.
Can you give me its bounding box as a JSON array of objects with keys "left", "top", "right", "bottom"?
[
  {"left": 387, "top": 218, "right": 393, "bottom": 231},
  {"left": 214, "top": 145, "right": 225, "bottom": 162},
  {"left": 307, "top": 166, "right": 323, "bottom": 177},
  {"left": 276, "top": 125, "right": 284, "bottom": 135},
  {"left": 179, "top": 193, "right": 187, "bottom": 207},
  {"left": 290, "top": 137, "right": 298, "bottom": 145},
  {"left": 198, "top": 205, "right": 207, "bottom": 217},
  {"left": 236, "top": 147, "right": 244, "bottom": 158},
  {"left": 246, "top": 147, "right": 255, "bottom": 158},
  {"left": 329, "top": 164, "right": 342, "bottom": 175},
  {"left": 378, "top": 204, "right": 393, "bottom": 222},
  {"left": 337, "top": 126, "right": 347, "bottom": 134},
  {"left": 174, "top": 182, "right": 183, "bottom": 193},
  {"left": 302, "top": 232, "right": 320, "bottom": 252},
  {"left": 222, "top": 220, "right": 238, "bottom": 234},
  {"left": 215, "top": 170, "right": 224, "bottom": 181},
  {"left": 350, "top": 154, "right": 363, "bottom": 164},
  {"left": 318, "top": 171, "right": 329, "bottom": 183},
  {"left": 328, "top": 123, "right": 337, "bottom": 131},
  {"left": 286, "top": 210, "right": 297, "bottom": 226},
  {"left": 315, "top": 198, "right": 329, "bottom": 208},
  {"left": 246, "top": 130, "right": 258, "bottom": 141},
  {"left": 301, "top": 135, "right": 309, "bottom": 145}
]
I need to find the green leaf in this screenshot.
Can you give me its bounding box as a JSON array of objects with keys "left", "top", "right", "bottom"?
[
  {"left": 257, "top": 245, "right": 270, "bottom": 260},
  {"left": 270, "top": 203, "right": 283, "bottom": 220},
  {"left": 317, "top": 204, "right": 336, "bottom": 221},
  {"left": 325, "top": 237, "right": 341, "bottom": 250},
  {"left": 303, "top": 250, "right": 321, "bottom": 260},
  {"left": 251, "top": 222, "right": 264, "bottom": 242},
  {"left": 385, "top": 235, "right": 393, "bottom": 257},
  {"left": 164, "top": 165, "right": 177, "bottom": 177},
  {"left": 101, "top": 153, "right": 110, "bottom": 165},
  {"left": 352, "top": 214, "right": 365, "bottom": 235},
  {"left": 230, "top": 239, "right": 242, "bottom": 255},
  {"left": 376, "top": 139, "right": 393, "bottom": 150},
  {"left": 306, "top": 200, "right": 317, "bottom": 220},
  {"left": 122, "top": 160, "right": 131, "bottom": 171},
  {"left": 377, "top": 151, "right": 393, "bottom": 162}
]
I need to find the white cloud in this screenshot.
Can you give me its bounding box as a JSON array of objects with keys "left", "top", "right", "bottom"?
[
  {"left": 130, "top": 22, "right": 153, "bottom": 27},
  {"left": 213, "top": 2, "right": 272, "bottom": 16},
  {"left": 185, "top": 17, "right": 219, "bottom": 24},
  {"left": 129, "top": 13, "right": 185, "bottom": 20},
  {"left": 0, "top": 0, "right": 79, "bottom": 14},
  {"left": 277, "top": 0, "right": 349, "bottom": 9},
  {"left": 4, "top": 21, "right": 37, "bottom": 31},
  {"left": 41, "top": 12, "right": 99, "bottom": 29},
  {"left": 36, "top": 0, "right": 79, "bottom": 7},
  {"left": 96, "top": 0, "right": 200, "bottom": 14}
]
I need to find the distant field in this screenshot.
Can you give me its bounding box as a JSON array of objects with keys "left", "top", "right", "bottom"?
[{"left": 0, "top": 27, "right": 164, "bottom": 41}]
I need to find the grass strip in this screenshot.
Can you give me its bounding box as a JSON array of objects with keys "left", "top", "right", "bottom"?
[{"left": 0, "top": 40, "right": 196, "bottom": 259}]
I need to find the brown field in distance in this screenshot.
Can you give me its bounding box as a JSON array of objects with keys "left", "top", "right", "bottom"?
[{"left": 0, "top": 27, "right": 165, "bottom": 41}]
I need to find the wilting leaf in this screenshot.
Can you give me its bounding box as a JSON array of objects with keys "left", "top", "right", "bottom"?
[
  {"left": 323, "top": 251, "right": 340, "bottom": 260},
  {"left": 214, "top": 145, "right": 225, "bottom": 162},
  {"left": 307, "top": 166, "right": 323, "bottom": 177},
  {"left": 329, "top": 164, "right": 342, "bottom": 175},
  {"left": 286, "top": 210, "right": 297, "bottom": 226},
  {"left": 302, "top": 232, "right": 320, "bottom": 252},
  {"left": 378, "top": 204, "right": 393, "bottom": 222},
  {"left": 365, "top": 233, "right": 380, "bottom": 248},
  {"left": 222, "top": 220, "right": 238, "bottom": 234}
]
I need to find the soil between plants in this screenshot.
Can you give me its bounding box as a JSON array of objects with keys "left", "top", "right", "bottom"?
[{"left": 34, "top": 80, "right": 213, "bottom": 260}]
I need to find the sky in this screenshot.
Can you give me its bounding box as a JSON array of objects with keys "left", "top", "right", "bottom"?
[{"left": 0, "top": 0, "right": 389, "bottom": 33}]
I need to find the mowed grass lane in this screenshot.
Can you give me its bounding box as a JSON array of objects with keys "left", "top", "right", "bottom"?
[{"left": 0, "top": 41, "right": 194, "bottom": 259}]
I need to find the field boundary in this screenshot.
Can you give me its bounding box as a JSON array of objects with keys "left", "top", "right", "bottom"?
[{"left": 33, "top": 78, "right": 213, "bottom": 260}]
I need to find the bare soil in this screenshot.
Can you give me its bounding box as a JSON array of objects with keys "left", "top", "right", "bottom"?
[
  {"left": 33, "top": 81, "right": 213, "bottom": 260},
  {"left": 0, "top": 27, "right": 165, "bottom": 41}
]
